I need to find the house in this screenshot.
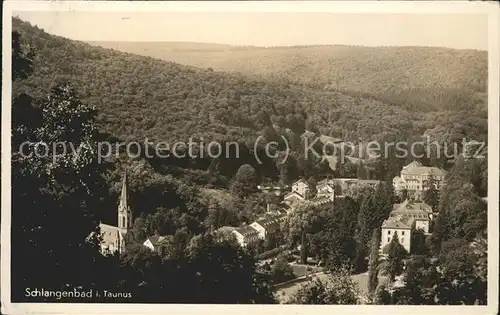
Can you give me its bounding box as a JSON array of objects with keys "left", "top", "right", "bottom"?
[
  {"left": 143, "top": 235, "right": 169, "bottom": 252},
  {"left": 316, "top": 179, "right": 335, "bottom": 197},
  {"left": 390, "top": 201, "right": 433, "bottom": 233},
  {"left": 265, "top": 203, "right": 291, "bottom": 216},
  {"left": 380, "top": 216, "right": 413, "bottom": 253},
  {"left": 381, "top": 201, "right": 434, "bottom": 253},
  {"left": 393, "top": 161, "right": 447, "bottom": 200},
  {"left": 231, "top": 225, "right": 260, "bottom": 247},
  {"left": 250, "top": 213, "right": 286, "bottom": 240},
  {"left": 96, "top": 170, "right": 132, "bottom": 255},
  {"left": 330, "top": 178, "right": 380, "bottom": 196},
  {"left": 284, "top": 179, "right": 310, "bottom": 203},
  {"left": 310, "top": 179, "right": 336, "bottom": 206}
]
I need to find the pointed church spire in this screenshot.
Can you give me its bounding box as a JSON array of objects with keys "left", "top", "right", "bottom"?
[
  {"left": 119, "top": 169, "right": 128, "bottom": 210},
  {"left": 118, "top": 169, "right": 132, "bottom": 231}
]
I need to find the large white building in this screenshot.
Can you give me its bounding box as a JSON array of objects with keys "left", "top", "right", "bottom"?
[
  {"left": 250, "top": 213, "right": 286, "bottom": 240},
  {"left": 310, "top": 179, "right": 336, "bottom": 206},
  {"left": 381, "top": 201, "right": 434, "bottom": 253},
  {"left": 392, "top": 161, "right": 447, "bottom": 200},
  {"left": 231, "top": 225, "right": 260, "bottom": 247},
  {"left": 381, "top": 217, "right": 413, "bottom": 253},
  {"left": 283, "top": 179, "right": 310, "bottom": 203}
]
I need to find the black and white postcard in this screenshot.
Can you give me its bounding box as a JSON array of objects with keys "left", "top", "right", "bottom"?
[{"left": 1, "top": 1, "right": 499, "bottom": 315}]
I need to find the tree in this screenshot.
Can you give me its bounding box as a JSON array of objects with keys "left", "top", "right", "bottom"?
[
  {"left": 422, "top": 174, "right": 439, "bottom": 211},
  {"left": 410, "top": 229, "right": 427, "bottom": 255},
  {"left": 306, "top": 177, "right": 318, "bottom": 198},
  {"left": 11, "top": 58, "right": 112, "bottom": 297},
  {"left": 12, "top": 30, "right": 34, "bottom": 80},
  {"left": 230, "top": 164, "right": 258, "bottom": 198},
  {"left": 300, "top": 231, "right": 308, "bottom": 264},
  {"left": 374, "top": 284, "right": 391, "bottom": 305},
  {"left": 207, "top": 157, "right": 221, "bottom": 174},
  {"left": 276, "top": 152, "right": 298, "bottom": 185},
  {"left": 367, "top": 229, "right": 381, "bottom": 295},
  {"left": 205, "top": 200, "right": 238, "bottom": 231},
  {"left": 381, "top": 233, "right": 408, "bottom": 282},
  {"left": 357, "top": 161, "right": 369, "bottom": 180},
  {"left": 437, "top": 158, "right": 487, "bottom": 243},
  {"left": 395, "top": 255, "right": 440, "bottom": 305},
  {"left": 400, "top": 188, "right": 408, "bottom": 202},
  {"left": 287, "top": 267, "right": 360, "bottom": 304},
  {"left": 270, "top": 256, "right": 295, "bottom": 284},
  {"left": 356, "top": 182, "right": 392, "bottom": 256}
]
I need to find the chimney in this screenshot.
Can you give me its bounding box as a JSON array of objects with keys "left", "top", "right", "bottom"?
[
  {"left": 330, "top": 190, "right": 335, "bottom": 202},
  {"left": 267, "top": 203, "right": 270, "bottom": 212}
]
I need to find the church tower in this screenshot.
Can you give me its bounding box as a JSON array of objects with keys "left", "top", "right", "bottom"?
[{"left": 118, "top": 170, "right": 132, "bottom": 234}]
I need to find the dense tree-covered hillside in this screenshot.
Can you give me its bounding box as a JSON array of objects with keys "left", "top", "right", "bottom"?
[
  {"left": 89, "top": 41, "right": 488, "bottom": 113},
  {"left": 14, "top": 18, "right": 487, "bottom": 148}
]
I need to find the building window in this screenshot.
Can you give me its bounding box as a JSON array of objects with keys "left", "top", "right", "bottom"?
[
  {"left": 402, "top": 238, "right": 404, "bottom": 243},
  {"left": 387, "top": 237, "right": 390, "bottom": 243},
  {"left": 402, "top": 231, "right": 405, "bottom": 235},
  {"left": 388, "top": 230, "right": 391, "bottom": 235}
]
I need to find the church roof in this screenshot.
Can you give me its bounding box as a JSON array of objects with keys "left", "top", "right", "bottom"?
[{"left": 99, "top": 223, "right": 124, "bottom": 246}]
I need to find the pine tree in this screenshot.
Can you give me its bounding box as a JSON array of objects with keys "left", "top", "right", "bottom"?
[
  {"left": 381, "top": 233, "right": 408, "bottom": 282},
  {"left": 368, "top": 229, "right": 381, "bottom": 295},
  {"left": 422, "top": 173, "right": 439, "bottom": 211}
]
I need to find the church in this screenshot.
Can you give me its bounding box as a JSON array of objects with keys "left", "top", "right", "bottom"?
[{"left": 98, "top": 170, "right": 133, "bottom": 255}]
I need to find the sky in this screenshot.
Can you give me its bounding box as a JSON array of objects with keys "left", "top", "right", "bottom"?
[{"left": 13, "top": 11, "right": 488, "bottom": 50}]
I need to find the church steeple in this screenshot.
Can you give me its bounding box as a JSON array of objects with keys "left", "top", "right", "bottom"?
[{"left": 118, "top": 169, "right": 132, "bottom": 232}]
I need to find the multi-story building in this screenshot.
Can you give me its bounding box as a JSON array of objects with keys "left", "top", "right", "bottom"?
[
  {"left": 329, "top": 178, "right": 380, "bottom": 197},
  {"left": 381, "top": 216, "right": 413, "bottom": 253},
  {"left": 231, "top": 225, "right": 260, "bottom": 247},
  {"left": 381, "top": 200, "right": 434, "bottom": 253},
  {"left": 250, "top": 213, "right": 286, "bottom": 240},
  {"left": 390, "top": 201, "right": 433, "bottom": 233},
  {"left": 310, "top": 179, "right": 336, "bottom": 206},
  {"left": 393, "top": 161, "right": 447, "bottom": 200},
  {"left": 284, "top": 179, "right": 310, "bottom": 203}
]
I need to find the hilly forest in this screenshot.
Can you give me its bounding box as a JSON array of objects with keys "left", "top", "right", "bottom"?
[{"left": 11, "top": 17, "right": 488, "bottom": 305}]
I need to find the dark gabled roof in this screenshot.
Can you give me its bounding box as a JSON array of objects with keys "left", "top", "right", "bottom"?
[
  {"left": 284, "top": 190, "right": 304, "bottom": 199},
  {"left": 147, "top": 235, "right": 169, "bottom": 246},
  {"left": 234, "top": 225, "right": 259, "bottom": 236},
  {"left": 392, "top": 200, "right": 432, "bottom": 214},
  {"left": 382, "top": 217, "right": 412, "bottom": 230},
  {"left": 292, "top": 178, "right": 308, "bottom": 186},
  {"left": 311, "top": 196, "right": 333, "bottom": 204},
  {"left": 254, "top": 213, "right": 285, "bottom": 228}
]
